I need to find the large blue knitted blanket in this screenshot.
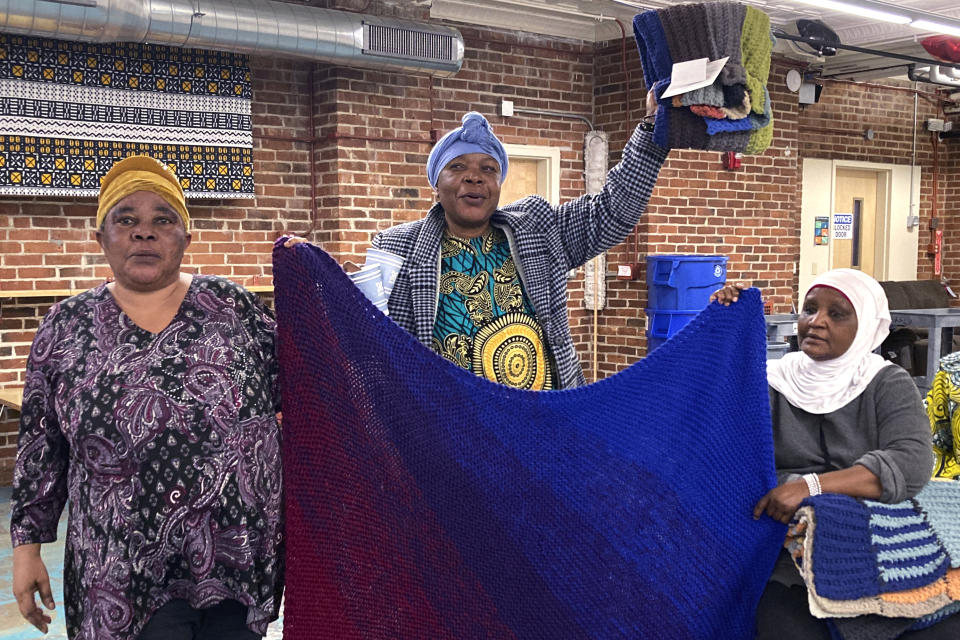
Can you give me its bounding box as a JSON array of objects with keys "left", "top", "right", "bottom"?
[{"left": 273, "top": 241, "right": 785, "bottom": 639}]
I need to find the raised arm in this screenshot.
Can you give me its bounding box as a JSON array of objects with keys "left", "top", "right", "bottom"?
[{"left": 546, "top": 92, "right": 669, "bottom": 269}]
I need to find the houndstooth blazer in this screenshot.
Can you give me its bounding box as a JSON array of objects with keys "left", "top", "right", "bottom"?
[{"left": 373, "top": 125, "right": 669, "bottom": 389}]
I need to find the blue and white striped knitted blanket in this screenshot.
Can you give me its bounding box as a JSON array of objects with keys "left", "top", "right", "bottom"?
[{"left": 789, "top": 480, "right": 960, "bottom": 638}]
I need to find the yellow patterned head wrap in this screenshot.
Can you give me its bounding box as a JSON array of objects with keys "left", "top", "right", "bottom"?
[{"left": 96, "top": 156, "right": 189, "bottom": 231}]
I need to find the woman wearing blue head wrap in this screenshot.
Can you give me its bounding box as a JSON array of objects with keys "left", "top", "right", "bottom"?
[
  {"left": 425, "top": 112, "right": 510, "bottom": 238},
  {"left": 427, "top": 112, "right": 509, "bottom": 189},
  {"left": 364, "top": 93, "right": 669, "bottom": 390},
  {"left": 287, "top": 94, "right": 668, "bottom": 390}
]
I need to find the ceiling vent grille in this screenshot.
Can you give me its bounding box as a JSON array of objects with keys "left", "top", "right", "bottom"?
[
  {"left": 363, "top": 23, "right": 456, "bottom": 63},
  {"left": 0, "top": 1, "right": 464, "bottom": 77}
]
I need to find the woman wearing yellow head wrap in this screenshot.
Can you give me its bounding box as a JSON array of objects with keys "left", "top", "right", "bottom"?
[
  {"left": 11, "top": 155, "right": 284, "bottom": 640},
  {"left": 93, "top": 155, "right": 194, "bottom": 309},
  {"left": 96, "top": 155, "right": 190, "bottom": 231}
]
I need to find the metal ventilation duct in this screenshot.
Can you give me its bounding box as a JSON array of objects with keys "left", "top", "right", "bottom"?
[{"left": 0, "top": 0, "right": 464, "bottom": 76}]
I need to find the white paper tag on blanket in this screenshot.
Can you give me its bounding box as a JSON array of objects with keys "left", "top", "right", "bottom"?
[{"left": 661, "top": 56, "right": 729, "bottom": 99}]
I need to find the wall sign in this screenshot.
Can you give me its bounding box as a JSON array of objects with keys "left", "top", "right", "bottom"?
[
  {"left": 832, "top": 213, "right": 853, "bottom": 240},
  {"left": 814, "top": 216, "right": 829, "bottom": 245}
]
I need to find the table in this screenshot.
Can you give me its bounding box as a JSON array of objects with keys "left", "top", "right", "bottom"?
[
  {"left": 765, "top": 313, "right": 798, "bottom": 343},
  {"left": 0, "top": 386, "right": 23, "bottom": 420},
  {"left": 888, "top": 308, "right": 960, "bottom": 392}
]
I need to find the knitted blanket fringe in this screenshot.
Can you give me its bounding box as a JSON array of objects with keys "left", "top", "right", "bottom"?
[
  {"left": 273, "top": 241, "right": 785, "bottom": 639},
  {"left": 787, "top": 480, "right": 960, "bottom": 638}
]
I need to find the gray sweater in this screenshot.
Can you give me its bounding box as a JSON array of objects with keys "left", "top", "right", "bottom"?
[{"left": 770, "top": 364, "right": 933, "bottom": 503}]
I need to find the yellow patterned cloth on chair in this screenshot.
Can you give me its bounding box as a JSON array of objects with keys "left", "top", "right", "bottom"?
[{"left": 925, "top": 351, "right": 960, "bottom": 479}]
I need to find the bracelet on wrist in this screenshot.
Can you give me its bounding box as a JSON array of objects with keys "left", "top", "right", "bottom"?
[{"left": 802, "top": 473, "right": 822, "bottom": 497}]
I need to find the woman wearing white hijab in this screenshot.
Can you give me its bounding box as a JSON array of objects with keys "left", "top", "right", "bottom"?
[
  {"left": 757, "top": 268, "right": 930, "bottom": 523},
  {"left": 716, "top": 269, "right": 936, "bottom": 639}
]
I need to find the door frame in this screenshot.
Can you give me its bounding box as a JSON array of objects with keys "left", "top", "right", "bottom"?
[
  {"left": 501, "top": 143, "right": 561, "bottom": 205},
  {"left": 800, "top": 158, "right": 919, "bottom": 298},
  {"left": 832, "top": 167, "right": 886, "bottom": 276}
]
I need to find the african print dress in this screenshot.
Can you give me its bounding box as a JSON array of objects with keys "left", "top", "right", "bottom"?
[
  {"left": 10, "top": 275, "right": 283, "bottom": 640},
  {"left": 432, "top": 227, "right": 555, "bottom": 390}
]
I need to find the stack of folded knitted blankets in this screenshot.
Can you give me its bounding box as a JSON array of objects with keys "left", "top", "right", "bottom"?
[
  {"left": 633, "top": 2, "right": 773, "bottom": 153},
  {"left": 786, "top": 480, "right": 960, "bottom": 640}
]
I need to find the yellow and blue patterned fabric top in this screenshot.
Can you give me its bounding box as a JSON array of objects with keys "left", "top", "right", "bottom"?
[
  {"left": 432, "top": 227, "right": 554, "bottom": 390},
  {"left": 925, "top": 351, "right": 960, "bottom": 479}
]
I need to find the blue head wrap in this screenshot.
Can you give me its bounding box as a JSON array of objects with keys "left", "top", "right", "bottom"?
[{"left": 426, "top": 112, "right": 509, "bottom": 188}]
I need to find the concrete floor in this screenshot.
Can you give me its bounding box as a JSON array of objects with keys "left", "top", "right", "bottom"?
[{"left": 0, "top": 487, "right": 283, "bottom": 639}]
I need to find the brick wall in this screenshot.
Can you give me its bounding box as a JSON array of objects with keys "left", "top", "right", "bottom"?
[
  {"left": 2, "top": 9, "right": 959, "bottom": 482},
  {"left": 0, "top": 299, "right": 52, "bottom": 481},
  {"left": 583, "top": 51, "right": 957, "bottom": 381},
  {"left": 0, "top": 23, "right": 600, "bottom": 484},
  {"left": 0, "top": 55, "right": 316, "bottom": 483},
  {"left": 944, "top": 140, "right": 960, "bottom": 280}
]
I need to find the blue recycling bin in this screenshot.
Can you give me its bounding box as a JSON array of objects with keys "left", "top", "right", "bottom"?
[{"left": 645, "top": 254, "right": 728, "bottom": 352}]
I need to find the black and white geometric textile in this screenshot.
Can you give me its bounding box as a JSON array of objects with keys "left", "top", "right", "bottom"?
[{"left": 0, "top": 34, "right": 254, "bottom": 199}]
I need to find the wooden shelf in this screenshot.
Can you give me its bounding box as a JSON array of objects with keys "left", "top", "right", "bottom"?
[{"left": 0, "top": 387, "right": 23, "bottom": 412}]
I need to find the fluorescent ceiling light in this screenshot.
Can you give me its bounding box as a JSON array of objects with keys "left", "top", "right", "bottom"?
[
  {"left": 788, "top": 0, "right": 960, "bottom": 39},
  {"left": 612, "top": 0, "right": 648, "bottom": 9},
  {"left": 789, "top": 0, "right": 911, "bottom": 25},
  {"left": 910, "top": 19, "right": 960, "bottom": 38}
]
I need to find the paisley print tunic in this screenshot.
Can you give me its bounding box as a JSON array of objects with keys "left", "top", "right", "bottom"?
[
  {"left": 10, "top": 276, "right": 283, "bottom": 640},
  {"left": 432, "top": 227, "right": 555, "bottom": 390}
]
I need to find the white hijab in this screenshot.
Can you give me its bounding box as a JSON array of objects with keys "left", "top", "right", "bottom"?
[{"left": 767, "top": 269, "right": 894, "bottom": 414}]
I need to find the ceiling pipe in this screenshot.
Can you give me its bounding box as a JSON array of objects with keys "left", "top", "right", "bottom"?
[{"left": 1, "top": 0, "right": 464, "bottom": 76}]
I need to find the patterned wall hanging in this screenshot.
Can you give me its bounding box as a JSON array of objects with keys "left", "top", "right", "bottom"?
[{"left": 0, "top": 34, "right": 254, "bottom": 199}]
